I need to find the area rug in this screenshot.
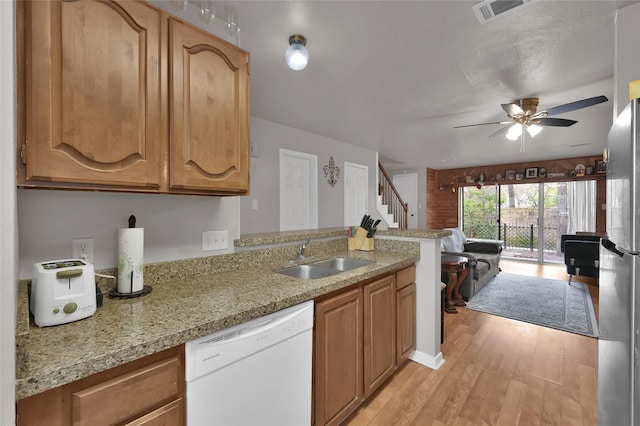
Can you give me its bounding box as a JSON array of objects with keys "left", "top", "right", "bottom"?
[{"left": 465, "top": 272, "right": 599, "bottom": 337}]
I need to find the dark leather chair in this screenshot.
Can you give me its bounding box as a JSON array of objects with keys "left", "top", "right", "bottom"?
[{"left": 560, "top": 234, "right": 601, "bottom": 285}]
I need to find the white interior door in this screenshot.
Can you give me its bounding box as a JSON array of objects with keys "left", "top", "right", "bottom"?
[
  {"left": 279, "top": 149, "right": 318, "bottom": 231},
  {"left": 393, "top": 173, "right": 418, "bottom": 229},
  {"left": 344, "top": 162, "right": 369, "bottom": 226}
]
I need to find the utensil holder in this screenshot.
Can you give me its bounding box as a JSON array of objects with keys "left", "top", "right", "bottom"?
[{"left": 348, "top": 227, "right": 375, "bottom": 251}]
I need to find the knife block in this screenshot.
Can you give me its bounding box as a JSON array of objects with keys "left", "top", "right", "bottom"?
[{"left": 348, "top": 227, "right": 375, "bottom": 251}]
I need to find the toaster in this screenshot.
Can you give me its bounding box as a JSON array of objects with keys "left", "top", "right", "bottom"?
[{"left": 30, "top": 259, "right": 97, "bottom": 327}]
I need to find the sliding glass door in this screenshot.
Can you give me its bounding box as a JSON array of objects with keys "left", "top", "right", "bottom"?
[
  {"left": 462, "top": 180, "right": 596, "bottom": 263},
  {"left": 461, "top": 185, "right": 499, "bottom": 240}
]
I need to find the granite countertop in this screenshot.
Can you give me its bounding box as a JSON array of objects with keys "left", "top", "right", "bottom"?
[
  {"left": 376, "top": 229, "right": 452, "bottom": 239},
  {"left": 15, "top": 247, "right": 418, "bottom": 400},
  {"left": 235, "top": 227, "right": 451, "bottom": 247},
  {"left": 234, "top": 227, "right": 350, "bottom": 247}
]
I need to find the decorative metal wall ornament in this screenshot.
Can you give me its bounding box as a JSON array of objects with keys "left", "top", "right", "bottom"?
[{"left": 323, "top": 156, "right": 340, "bottom": 187}]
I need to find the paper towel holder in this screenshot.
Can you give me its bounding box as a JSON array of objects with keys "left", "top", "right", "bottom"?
[
  {"left": 110, "top": 214, "right": 152, "bottom": 299},
  {"left": 108, "top": 285, "right": 152, "bottom": 299}
]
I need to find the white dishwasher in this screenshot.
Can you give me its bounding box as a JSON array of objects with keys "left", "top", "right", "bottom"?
[{"left": 186, "top": 301, "right": 314, "bottom": 426}]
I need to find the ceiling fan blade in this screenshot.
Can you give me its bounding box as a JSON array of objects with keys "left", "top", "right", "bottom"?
[
  {"left": 454, "top": 121, "right": 511, "bottom": 129},
  {"left": 544, "top": 95, "right": 608, "bottom": 117},
  {"left": 538, "top": 117, "right": 578, "bottom": 127},
  {"left": 502, "top": 103, "right": 524, "bottom": 118},
  {"left": 489, "top": 124, "right": 512, "bottom": 137}
]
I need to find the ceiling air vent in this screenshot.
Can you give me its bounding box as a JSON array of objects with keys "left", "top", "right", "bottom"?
[{"left": 472, "top": 0, "right": 538, "bottom": 24}]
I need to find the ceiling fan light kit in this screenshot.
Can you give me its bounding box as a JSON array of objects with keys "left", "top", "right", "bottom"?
[
  {"left": 454, "top": 95, "right": 608, "bottom": 152},
  {"left": 527, "top": 123, "right": 543, "bottom": 137}
]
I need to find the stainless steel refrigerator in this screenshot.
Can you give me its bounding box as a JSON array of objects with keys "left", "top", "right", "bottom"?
[{"left": 600, "top": 98, "right": 640, "bottom": 425}]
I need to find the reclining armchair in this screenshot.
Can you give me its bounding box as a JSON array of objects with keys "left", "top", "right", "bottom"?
[
  {"left": 561, "top": 234, "right": 601, "bottom": 285},
  {"left": 440, "top": 228, "right": 502, "bottom": 300}
]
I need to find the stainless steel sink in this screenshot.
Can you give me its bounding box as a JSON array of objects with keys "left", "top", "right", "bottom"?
[
  {"left": 275, "top": 264, "right": 339, "bottom": 280},
  {"left": 310, "top": 257, "right": 373, "bottom": 271},
  {"left": 275, "top": 257, "right": 374, "bottom": 279}
]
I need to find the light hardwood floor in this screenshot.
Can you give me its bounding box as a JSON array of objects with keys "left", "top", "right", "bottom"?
[{"left": 345, "top": 260, "right": 599, "bottom": 426}]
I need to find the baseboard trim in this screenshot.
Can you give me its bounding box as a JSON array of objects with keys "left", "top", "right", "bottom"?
[{"left": 409, "top": 350, "right": 445, "bottom": 370}]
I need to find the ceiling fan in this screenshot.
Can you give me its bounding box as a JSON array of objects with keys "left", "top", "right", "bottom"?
[{"left": 454, "top": 95, "right": 608, "bottom": 151}]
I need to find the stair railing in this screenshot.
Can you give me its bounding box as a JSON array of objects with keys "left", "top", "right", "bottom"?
[{"left": 378, "top": 161, "right": 408, "bottom": 229}]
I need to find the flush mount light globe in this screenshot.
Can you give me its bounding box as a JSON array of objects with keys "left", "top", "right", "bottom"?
[{"left": 286, "top": 35, "right": 308, "bottom": 71}]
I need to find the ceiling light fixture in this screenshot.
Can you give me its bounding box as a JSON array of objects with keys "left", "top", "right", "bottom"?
[
  {"left": 286, "top": 35, "right": 309, "bottom": 71},
  {"left": 505, "top": 122, "right": 522, "bottom": 141},
  {"left": 526, "top": 123, "right": 542, "bottom": 137},
  {"left": 505, "top": 121, "right": 543, "bottom": 152}
]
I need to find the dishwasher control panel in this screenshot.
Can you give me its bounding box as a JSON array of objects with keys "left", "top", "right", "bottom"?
[{"left": 185, "top": 301, "right": 314, "bottom": 381}]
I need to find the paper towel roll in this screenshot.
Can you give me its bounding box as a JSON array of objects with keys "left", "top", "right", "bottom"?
[{"left": 118, "top": 228, "right": 144, "bottom": 293}]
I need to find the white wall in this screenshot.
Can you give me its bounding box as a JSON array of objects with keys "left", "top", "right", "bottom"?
[
  {"left": 17, "top": 191, "right": 240, "bottom": 278},
  {"left": 386, "top": 167, "right": 427, "bottom": 229},
  {"left": 614, "top": 2, "right": 640, "bottom": 118},
  {"left": 1, "top": 1, "right": 16, "bottom": 423},
  {"left": 240, "top": 118, "right": 379, "bottom": 234}
]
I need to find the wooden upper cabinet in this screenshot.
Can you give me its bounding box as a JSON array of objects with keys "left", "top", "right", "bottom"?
[
  {"left": 18, "top": 0, "right": 251, "bottom": 195},
  {"left": 169, "top": 18, "right": 250, "bottom": 194},
  {"left": 23, "top": 0, "right": 165, "bottom": 189}
]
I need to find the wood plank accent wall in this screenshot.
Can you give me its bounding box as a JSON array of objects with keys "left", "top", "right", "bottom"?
[{"left": 427, "top": 155, "right": 607, "bottom": 233}]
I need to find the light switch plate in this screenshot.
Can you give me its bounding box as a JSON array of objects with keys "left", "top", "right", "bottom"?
[
  {"left": 202, "top": 230, "right": 229, "bottom": 251},
  {"left": 250, "top": 142, "right": 260, "bottom": 157}
]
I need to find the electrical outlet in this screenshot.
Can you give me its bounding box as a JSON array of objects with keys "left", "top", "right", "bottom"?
[
  {"left": 202, "top": 230, "right": 229, "bottom": 251},
  {"left": 72, "top": 238, "right": 94, "bottom": 263}
]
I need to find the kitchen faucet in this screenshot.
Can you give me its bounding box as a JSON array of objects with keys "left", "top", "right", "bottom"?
[{"left": 297, "top": 240, "right": 310, "bottom": 259}]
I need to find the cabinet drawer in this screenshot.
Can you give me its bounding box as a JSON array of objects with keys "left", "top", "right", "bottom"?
[
  {"left": 72, "top": 355, "right": 182, "bottom": 426},
  {"left": 396, "top": 264, "right": 416, "bottom": 290},
  {"left": 126, "top": 399, "right": 183, "bottom": 426}
]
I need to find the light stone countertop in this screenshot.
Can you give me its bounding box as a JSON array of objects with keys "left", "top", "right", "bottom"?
[
  {"left": 234, "top": 227, "right": 349, "bottom": 247},
  {"left": 15, "top": 245, "right": 419, "bottom": 400},
  {"left": 235, "top": 227, "right": 451, "bottom": 247},
  {"left": 376, "top": 229, "right": 452, "bottom": 239}
]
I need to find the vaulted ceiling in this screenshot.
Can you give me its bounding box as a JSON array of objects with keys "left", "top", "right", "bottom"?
[{"left": 189, "top": 1, "right": 638, "bottom": 169}]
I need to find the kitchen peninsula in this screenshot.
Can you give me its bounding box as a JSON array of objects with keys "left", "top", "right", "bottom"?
[{"left": 15, "top": 227, "right": 449, "bottom": 424}]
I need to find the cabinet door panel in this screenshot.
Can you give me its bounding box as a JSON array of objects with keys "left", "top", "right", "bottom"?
[
  {"left": 314, "top": 288, "right": 363, "bottom": 426},
  {"left": 25, "top": 0, "right": 164, "bottom": 188},
  {"left": 363, "top": 275, "right": 396, "bottom": 397},
  {"left": 396, "top": 283, "right": 416, "bottom": 365},
  {"left": 170, "top": 19, "right": 250, "bottom": 193}
]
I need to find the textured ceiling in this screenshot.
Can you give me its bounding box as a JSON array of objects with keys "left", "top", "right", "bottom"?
[{"left": 207, "top": 1, "right": 637, "bottom": 169}]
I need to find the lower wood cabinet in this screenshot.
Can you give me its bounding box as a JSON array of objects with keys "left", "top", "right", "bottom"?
[
  {"left": 314, "top": 287, "right": 363, "bottom": 426},
  {"left": 126, "top": 399, "right": 183, "bottom": 426},
  {"left": 363, "top": 274, "right": 396, "bottom": 397},
  {"left": 396, "top": 264, "right": 417, "bottom": 364},
  {"left": 16, "top": 346, "right": 185, "bottom": 426},
  {"left": 314, "top": 265, "right": 416, "bottom": 426}
]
